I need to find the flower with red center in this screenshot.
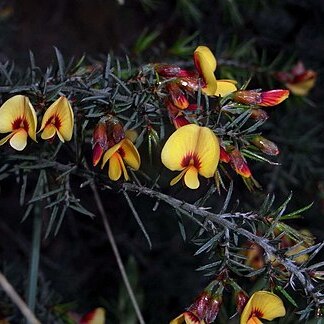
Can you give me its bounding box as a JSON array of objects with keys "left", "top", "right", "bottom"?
[
  {"left": 39, "top": 96, "right": 74, "bottom": 142},
  {"left": 0, "top": 95, "right": 37, "bottom": 151},
  {"left": 233, "top": 90, "right": 289, "bottom": 106},
  {"left": 193, "top": 46, "right": 237, "bottom": 96},
  {"left": 275, "top": 61, "right": 317, "bottom": 96},
  {"left": 240, "top": 291, "right": 286, "bottom": 324},
  {"left": 80, "top": 307, "right": 105, "bottom": 324},
  {"left": 101, "top": 137, "right": 140, "bottom": 181},
  {"left": 161, "top": 124, "right": 220, "bottom": 189}
]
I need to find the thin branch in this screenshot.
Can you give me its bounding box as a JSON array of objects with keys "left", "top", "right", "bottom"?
[
  {"left": 0, "top": 271, "right": 41, "bottom": 324},
  {"left": 90, "top": 183, "right": 145, "bottom": 324}
]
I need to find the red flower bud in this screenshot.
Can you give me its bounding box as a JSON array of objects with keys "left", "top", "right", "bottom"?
[
  {"left": 204, "top": 295, "right": 222, "bottom": 323},
  {"left": 154, "top": 64, "right": 195, "bottom": 78},
  {"left": 220, "top": 146, "right": 231, "bottom": 163},
  {"left": 235, "top": 291, "right": 249, "bottom": 314},
  {"left": 250, "top": 135, "right": 279, "bottom": 156},
  {"left": 167, "top": 82, "right": 189, "bottom": 109},
  {"left": 233, "top": 90, "right": 289, "bottom": 106},
  {"left": 228, "top": 148, "right": 251, "bottom": 178}
]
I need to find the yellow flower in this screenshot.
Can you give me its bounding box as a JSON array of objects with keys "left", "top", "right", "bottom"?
[
  {"left": 161, "top": 124, "right": 220, "bottom": 189},
  {"left": 193, "top": 46, "right": 237, "bottom": 96},
  {"left": 39, "top": 96, "right": 74, "bottom": 142},
  {"left": 240, "top": 291, "right": 286, "bottom": 324},
  {"left": 170, "top": 311, "right": 205, "bottom": 324},
  {"left": 0, "top": 95, "right": 37, "bottom": 151},
  {"left": 101, "top": 138, "right": 140, "bottom": 181},
  {"left": 80, "top": 307, "right": 105, "bottom": 324}
]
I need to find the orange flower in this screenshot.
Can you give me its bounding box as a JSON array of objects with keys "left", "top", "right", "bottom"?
[
  {"left": 0, "top": 95, "right": 37, "bottom": 151},
  {"left": 240, "top": 291, "right": 286, "bottom": 324},
  {"left": 80, "top": 307, "right": 105, "bottom": 324},
  {"left": 39, "top": 96, "right": 74, "bottom": 142},
  {"left": 101, "top": 137, "right": 140, "bottom": 181},
  {"left": 161, "top": 124, "right": 220, "bottom": 189},
  {"left": 193, "top": 46, "right": 237, "bottom": 96},
  {"left": 227, "top": 148, "right": 251, "bottom": 178}
]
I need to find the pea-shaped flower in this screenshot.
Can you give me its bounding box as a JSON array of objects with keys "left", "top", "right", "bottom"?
[
  {"left": 0, "top": 95, "right": 37, "bottom": 151},
  {"left": 161, "top": 124, "right": 220, "bottom": 189},
  {"left": 39, "top": 96, "right": 74, "bottom": 142},
  {"left": 240, "top": 291, "right": 286, "bottom": 324},
  {"left": 101, "top": 138, "right": 141, "bottom": 181},
  {"left": 194, "top": 46, "right": 237, "bottom": 96}
]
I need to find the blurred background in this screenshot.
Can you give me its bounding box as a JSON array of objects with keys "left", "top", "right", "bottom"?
[{"left": 1, "top": 0, "right": 324, "bottom": 323}]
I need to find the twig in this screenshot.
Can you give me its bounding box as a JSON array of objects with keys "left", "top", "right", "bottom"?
[
  {"left": 0, "top": 271, "right": 41, "bottom": 324},
  {"left": 90, "top": 183, "right": 145, "bottom": 324}
]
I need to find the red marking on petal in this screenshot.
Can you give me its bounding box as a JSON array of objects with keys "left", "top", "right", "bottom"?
[
  {"left": 181, "top": 152, "right": 201, "bottom": 170},
  {"left": 259, "top": 90, "right": 289, "bottom": 106},
  {"left": 12, "top": 117, "right": 29, "bottom": 132},
  {"left": 92, "top": 143, "right": 104, "bottom": 166},
  {"left": 45, "top": 114, "right": 62, "bottom": 129},
  {"left": 118, "top": 146, "right": 125, "bottom": 158}
]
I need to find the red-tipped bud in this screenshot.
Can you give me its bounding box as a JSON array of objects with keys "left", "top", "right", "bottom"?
[
  {"left": 92, "top": 115, "right": 125, "bottom": 166},
  {"left": 235, "top": 291, "right": 249, "bottom": 314},
  {"left": 219, "top": 146, "right": 231, "bottom": 163},
  {"left": 189, "top": 292, "right": 211, "bottom": 319},
  {"left": 167, "top": 82, "right": 189, "bottom": 109},
  {"left": 233, "top": 90, "right": 289, "bottom": 106},
  {"left": 250, "top": 108, "right": 269, "bottom": 121},
  {"left": 154, "top": 64, "right": 195, "bottom": 78},
  {"left": 228, "top": 148, "right": 251, "bottom": 178},
  {"left": 204, "top": 295, "right": 222, "bottom": 323},
  {"left": 250, "top": 135, "right": 279, "bottom": 156}
]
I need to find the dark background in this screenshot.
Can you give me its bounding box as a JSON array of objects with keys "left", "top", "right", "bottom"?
[{"left": 1, "top": 0, "right": 324, "bottom": 323}]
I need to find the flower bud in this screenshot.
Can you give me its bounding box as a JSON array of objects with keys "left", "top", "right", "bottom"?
[
  {"left": 219, "top": 146, "right": 231, "bottom": 163},
  {"left": 233, "top": 90, "right": 289, "bottom": 107},
  {"left": 189, "top": 292, "right": 211, "bottom": 319},
  {"left": 204, "top": 295, "right": 222, "bottom": 323},
  {"left": 250, "top": 108, "right": 269, "bottom": 121},
  {"left": 154, "top": 64, "right": 195, "bottom": 78},
  {"left": 167, "top": 82, "right": 189, "bottom": 109},
  {"left": 250, "top": 135, "right": 279, "bottom": 156},
  {"left": 235, "top": 290, "right": 249, "bottom": 314},
  {"left": 227, "top": 148, "right": 251, "bottom": 178}
]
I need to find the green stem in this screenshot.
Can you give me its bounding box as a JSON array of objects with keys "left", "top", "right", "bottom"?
[{"left": 26, "top": 203, "right": 42, "bottom": 320}]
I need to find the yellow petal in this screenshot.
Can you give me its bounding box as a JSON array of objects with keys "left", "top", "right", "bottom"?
[
  {"left": 119, "top": 153, "right": 130, "bottom": 181},
  {"left": 184, "top": 166, "right": 199, "bottom": 189},
  {"left": 194, "top": 127, "right": 220, "bottom": 178},
  {"left": 41, "top": 124, "right": 57, "bottom": 140},
  {"left": 81, "top": 307, "right": 105, "bottom": 324},
  {"left": 121, "top": 138, "right": 141, "bottom": 170},
  {"left": 170, "top": 169, "right": 187, "bottom": 186},
  {"left": 25, "top": 97, "right": 37, "bottom": 141},
  {"left": 240, "top": 291, "right": 286, "bottom": 324},
  {"left": 194, "top": 46, "right": 217, "bottom": 96},
  {"left": 9, "top": 129, "right": 28, "bottom": 151},
  {"left": 194, "top": 46, "right": 217, "bottom": 71},
  {"left": 286, "top": 79, "right": 316, "bottom": 96},
  {"left": 0, "top": 132, "right": 13, "bottom": 146},
  {"left": 101, "top": 141, "right": 123, "bottom": 168},
  {"left": 247, "top": 317, "right": 262, "bottom": 324},
  {"left": 215, "top": 80, "right": 237, "bottom": 96},
  {"left": 108, "top": 153, "right": 122, "bottom": 181},
  {"left": 0, "top": 95, "right": 26, "bottom": 132},
  {"left": 125, "top": 129, "right": 138, "bottom": 143},
  {"left": 161, "top": 124, "right": 202, "bottom": 171},
  {"left": 39, "top": 96, "right": 74, "bottom": 141}
]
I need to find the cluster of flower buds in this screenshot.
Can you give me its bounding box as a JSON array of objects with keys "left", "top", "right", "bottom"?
[
  {"left": 275, "top": 61, "right": 317, "bottom": 96},
  {"left": 0, "top": 95, "right": 74, "bottom": 151}
]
